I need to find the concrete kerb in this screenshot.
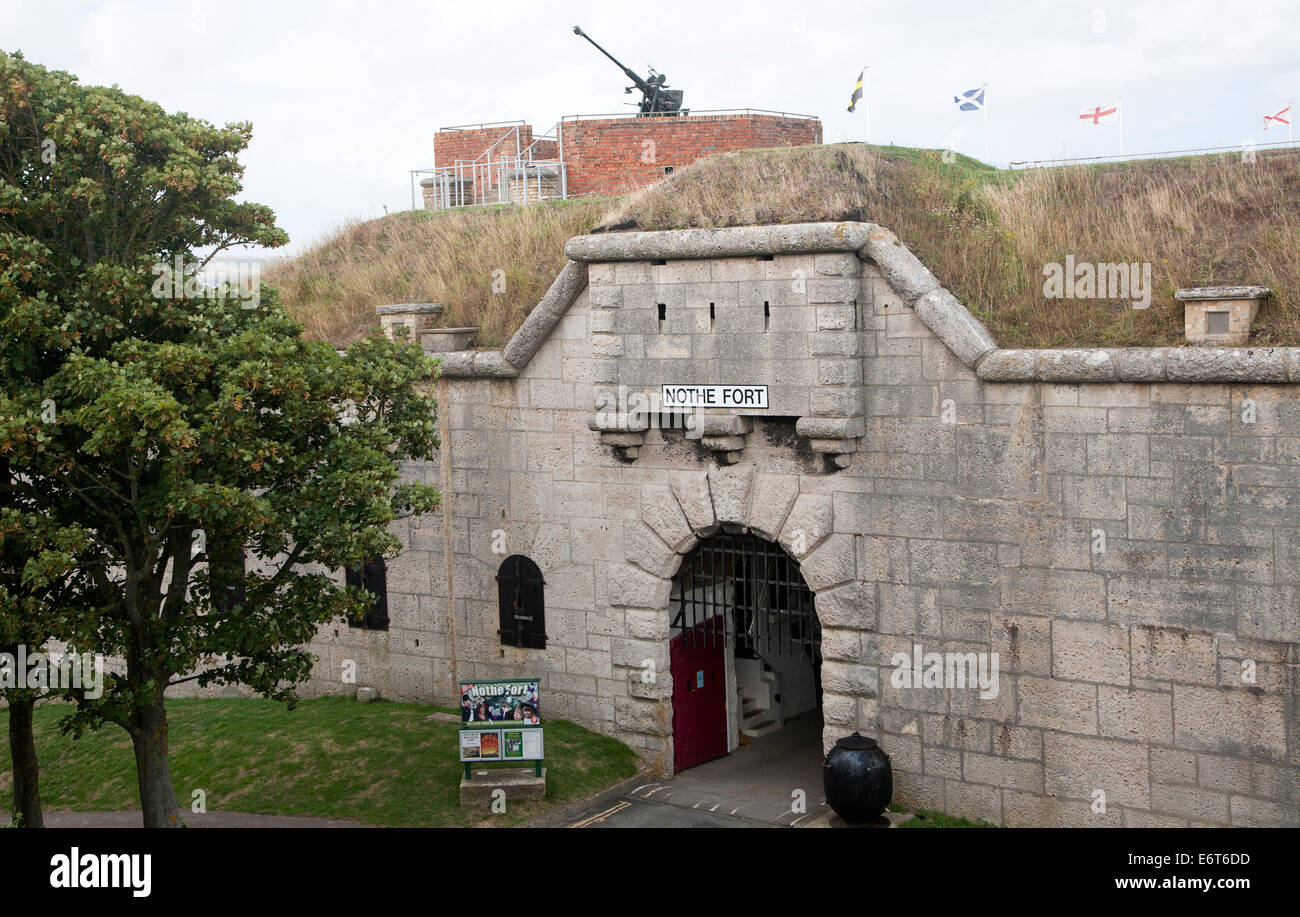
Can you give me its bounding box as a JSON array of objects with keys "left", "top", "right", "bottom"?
[{"left": 525, "top": 770, "right": 656, "bottom": 827}]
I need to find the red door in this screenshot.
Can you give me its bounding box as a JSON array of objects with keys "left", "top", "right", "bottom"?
[{"left": 670, "top": 620, "right": 728, "bottom": 772}]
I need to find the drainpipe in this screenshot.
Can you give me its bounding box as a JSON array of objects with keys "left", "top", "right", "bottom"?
[{"left": 439, "top": 376, "right": 459, "bottom": 696}]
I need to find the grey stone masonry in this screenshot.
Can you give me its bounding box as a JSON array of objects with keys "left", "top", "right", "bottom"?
[{"left": 339, "top": 222, "right": 1300, "bottom": 827}]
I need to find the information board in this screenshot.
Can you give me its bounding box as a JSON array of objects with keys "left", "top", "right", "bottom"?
[{"left": 459, "top": 678, "right": 543, "bottom": 763}]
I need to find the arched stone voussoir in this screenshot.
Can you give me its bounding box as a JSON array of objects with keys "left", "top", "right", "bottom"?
[
  {"left": 797, "top": 533, "right": 857, "bottom": 593},
  {"left": 813, "top": 581, "right": 876, "bottom": 630},
  {"left": 624, "top": 519, "right": 678, "bottom": 579},
  {"left": 706, "top": 463, "right": 755, "bottom": 527},
  {"left": 747, "top": 473, "right": 800, "bottom": 541},
  {"left": 640, "top": 483, "right": 694, "bottom": 553},
  {"left": 778, "top": 493, "right": 833, "bottom": 560},
  {"left": 669, "top": 470, "right": 715, "bottom": 534}
]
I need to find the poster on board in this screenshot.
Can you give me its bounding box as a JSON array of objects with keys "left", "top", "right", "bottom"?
[
  {"left": 459, "top": 679, "right": 544, "bottom": 763},
  {"left": 459, "top": 679, "right": 541, "bottom": 726}
]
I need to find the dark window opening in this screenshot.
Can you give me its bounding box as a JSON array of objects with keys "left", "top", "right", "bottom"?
[
  {"left": 664, "top": 165, "right": 674, "bottom": 174},
  {"left": 497, "top": 555, "right": 547, "bottom": 649},
  {"left": 657, "top": 302, "right": 667, "bottom": 333},
  {"left": 763, "top": 300, "right": 770, "bottom": 331},
  {"left": 345, "top": 555, "right": 389, "bottom": 630},
  {"left": 709, "top": 302, "right": 715, "bottom": 330},
  {"left": 757, "top": 254, "right": 774, "bottom": 262},
  {"left": 211, "top": 538, "right": 247, "bottom": 614},
  {"left": 652, "top": 258, "right": 667, "bottom": 266},
  {"left": 1206, "top": 311, "right": 1231, "bottom": 335}
]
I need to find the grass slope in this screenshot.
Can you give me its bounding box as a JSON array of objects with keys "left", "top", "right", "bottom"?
[
  {"left": 265, "top": 198, "right": 608, "bottom": 349},
  {"left": 0, "top": 697, "right": 639, "bottom": 827},
  {"left": 272, "top": 143, "right": 1300, "bottom": 350}
]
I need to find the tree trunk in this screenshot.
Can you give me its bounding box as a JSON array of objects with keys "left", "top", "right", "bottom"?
[
  {"left": 7, "top": 694, "right": 43, "bottom": 828},
  {"left": 130, "top": 695, "right": 181, "bottom": 827}
]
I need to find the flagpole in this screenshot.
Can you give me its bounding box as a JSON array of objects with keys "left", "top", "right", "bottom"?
[
  {"left": 1290, "top": 101, "right": 1294, "bottom": 144},
  {"left": 983, "top": 83, "right": 989, "bottom": 162},
  {"left": 1118, "top": 96, "right": 1125, "bottom": 158},
  {"left": 864, "top": 66, "right": 871, "bottom": 145}
]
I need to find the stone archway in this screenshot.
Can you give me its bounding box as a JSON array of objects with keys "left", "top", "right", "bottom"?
[{"left": 605, "top": 463, "right": 877, "bottom": 775}]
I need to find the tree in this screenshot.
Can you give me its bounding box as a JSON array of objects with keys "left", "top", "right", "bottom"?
[
  {"left": 0, "top": 51, "right": 441, "bottom": 827},
  {"left": 0, "top": 492, "right": 98, "bottom": 828}
]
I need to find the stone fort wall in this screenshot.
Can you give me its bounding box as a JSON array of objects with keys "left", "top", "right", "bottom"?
[{"left": 302, "top": 223, "right": 1300, "bottom": 827}]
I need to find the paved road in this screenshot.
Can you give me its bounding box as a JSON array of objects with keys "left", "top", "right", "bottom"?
[
  {"left": 567, "top": 796, "right": 763, "bottom": 828},
  {"left": 561, "top": 711, "right": 831, "bottom": 828}
]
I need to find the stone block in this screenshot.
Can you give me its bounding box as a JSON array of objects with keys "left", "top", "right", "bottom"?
[
  {"left": 1017, "top": 676, "right": 1097, "bottom": 735},
  {"left": 1051, "top": 620, "right": 1131, "bottom": 686},
  {"left": 1044, "top": 733, "right": 1150, "bottom": 808}
]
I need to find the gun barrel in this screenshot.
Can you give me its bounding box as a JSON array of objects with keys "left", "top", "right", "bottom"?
[{"left": 572, "top": 25, "right": 651, "bottom": 93}]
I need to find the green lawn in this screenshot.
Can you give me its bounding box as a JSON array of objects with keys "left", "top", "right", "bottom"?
[{"left": 0, "top": 696, "right": 640, "bottom": 827}]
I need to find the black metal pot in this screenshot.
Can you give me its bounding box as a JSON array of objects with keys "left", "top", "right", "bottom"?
[{"left": 823, "top": 732, "right": 892, "bottom": 823}]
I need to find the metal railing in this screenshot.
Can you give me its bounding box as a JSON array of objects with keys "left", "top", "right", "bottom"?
[
  {"left": 559, "top": 107, "right": 819, "bottom": 123},
  {"left": 1009, "top": 138, "right": 1300, "bottom": 169},
  {"left": 411, "top": 123, "right": 569, "bottom": 210}
]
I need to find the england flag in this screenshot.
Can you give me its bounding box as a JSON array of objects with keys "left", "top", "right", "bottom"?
[
  {"left": 1264, "top": 103, "right": 1291, "bottom": 129},
  {"left": 954, "top": 87, "right": 985, "bottom": 112},
  {"left": 1079, "top": 101, "right": 1120, "bottom": 124}
]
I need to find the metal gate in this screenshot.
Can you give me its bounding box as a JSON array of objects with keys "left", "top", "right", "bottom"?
[{"left": 671, "top": 533, "right": 819, "bottom": 658}]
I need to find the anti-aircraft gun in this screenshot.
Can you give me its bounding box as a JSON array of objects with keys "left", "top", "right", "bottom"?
[{"left": 572, "top": 26, "right": 684, "bottom": 115}]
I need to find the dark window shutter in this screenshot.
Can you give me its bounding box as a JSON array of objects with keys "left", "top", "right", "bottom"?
[
  {"left": 497, "top": 555, "right": 546, "bottom": 649},
  {"left": 363, "top": 556, "right": 389, "bottom": 630},
  {"left": 345, "top": 555, "right": 389, "bottom": 630},
  {"left": 212, "top": 540, "right": 247, "bottom": 614}
]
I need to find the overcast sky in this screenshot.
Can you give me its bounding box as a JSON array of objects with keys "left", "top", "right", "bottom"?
[{"left": 3, "top": 0, "right": 1297, "bottom": 255}]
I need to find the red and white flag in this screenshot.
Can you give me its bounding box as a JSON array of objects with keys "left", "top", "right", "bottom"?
[
  {"left": 1263, "top": 103, "right": 1291, "bottom": 129},
  {"left": 1079, "top": 100, "right": 1120, "bottom": 125}
]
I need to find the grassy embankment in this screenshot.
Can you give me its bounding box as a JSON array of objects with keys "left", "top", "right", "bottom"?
[{"left": 269, "top": 143, "right": 1300, "bottom": 350}]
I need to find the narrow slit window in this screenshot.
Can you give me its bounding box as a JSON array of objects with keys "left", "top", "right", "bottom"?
[
  {"left": 763, "top": 300, "right": 770, "bottom": 331},
  {"left": 709, "top": 302, "right": 715, "bottom": 331},
  {"left": 657, "top": 302, "right": 666, "bottom": 333}
]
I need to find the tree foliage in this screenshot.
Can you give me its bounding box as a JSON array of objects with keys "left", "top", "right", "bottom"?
[{"left": 0, "top": 50, "right": 441, "bottom": 826}]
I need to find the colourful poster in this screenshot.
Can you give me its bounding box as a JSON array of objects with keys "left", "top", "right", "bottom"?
[{"left": 459, "top": 679, "right": 541, "bottom": 726}]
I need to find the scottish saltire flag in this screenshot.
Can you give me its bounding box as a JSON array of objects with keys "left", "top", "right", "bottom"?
[
  {"left": 1264, "top": 103, "right": 1291, "bottom": 129},
  {"left": 954, "top": 87, "right": 985, "bottom": 112},
  {"left": 1079, "top": 100, "right": 1120, "bottom": 124},
  {"left": 848, "top": 70, "right": 864, "bottom": 112}
]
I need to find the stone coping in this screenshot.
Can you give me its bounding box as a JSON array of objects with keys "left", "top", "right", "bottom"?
[
  {"left": 1174, "top": 285, "right": 1270, "bottom": 301},
  {"left": 564, "top": 222, "right": 875, "bottom": 262},
  {"left": 429, "top": 222, "right": 1296, "bottom": 385},
  {"left": 375, "top": 302, "right": 444, "bottom": 315}
]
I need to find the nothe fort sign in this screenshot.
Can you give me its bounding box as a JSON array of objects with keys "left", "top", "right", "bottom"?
[{"left": 661, "top": 384, "right": 769, "bottom": 409}]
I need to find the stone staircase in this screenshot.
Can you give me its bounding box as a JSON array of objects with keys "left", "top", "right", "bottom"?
[{"left": 737, "top": 658, "right": 783, "bottom": 738}]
